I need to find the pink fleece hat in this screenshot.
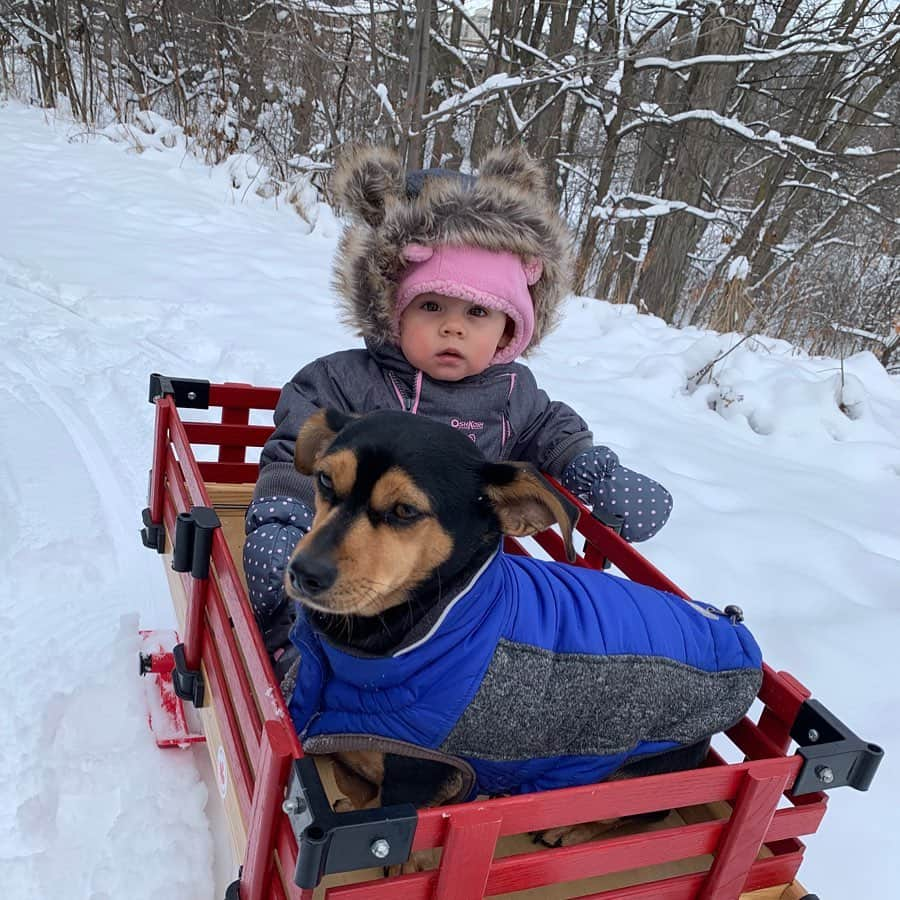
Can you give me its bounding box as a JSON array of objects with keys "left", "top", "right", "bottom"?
[{"left": 394, "top": 244, "right": 543, "bottom": 365}]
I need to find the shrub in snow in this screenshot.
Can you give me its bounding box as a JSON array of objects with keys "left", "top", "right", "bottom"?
[
  {"left": 286, "top": 174, "right": 319, "bottom": 232},
  {"left": 223, "top": 152, "right": 271, "bottom": 197},
  {"left": 100, "top": 112, "right": 186, "bottom": 154}
]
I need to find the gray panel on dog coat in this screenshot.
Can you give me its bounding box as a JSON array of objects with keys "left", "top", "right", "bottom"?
[{"left": 441, "top": 638, "right": 762, "bottom": 762}]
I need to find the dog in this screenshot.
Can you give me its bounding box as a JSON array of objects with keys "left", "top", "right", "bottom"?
[{"left": 282, "top": 408, "right": 762, "bottom": 848}]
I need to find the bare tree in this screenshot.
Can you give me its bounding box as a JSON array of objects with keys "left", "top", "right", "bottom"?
[{"left": 1, "top": 0, "right": 896, "bottom": 368}]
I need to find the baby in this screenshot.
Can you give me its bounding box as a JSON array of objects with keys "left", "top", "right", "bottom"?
[{"left": 245, "top": 145, "right": 673, "bottom": 675}]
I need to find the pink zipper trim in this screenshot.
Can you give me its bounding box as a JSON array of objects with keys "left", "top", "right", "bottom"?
[
  {"left": 388, "top": 373, "right": 405, "bottom": 409},
  {"left": 499, "top": 373, "right": 516, "bottom": 447},
  {"left": 388, "top": 370, "right": 423, "bottom": 414},
  {"left": 410, "top": 370, "right": 423, "bottom": 414}
]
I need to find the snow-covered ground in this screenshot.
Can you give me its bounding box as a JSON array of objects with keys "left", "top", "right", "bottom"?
[{"left": 1, "top": 100, "right": 898, "bottom": 898}]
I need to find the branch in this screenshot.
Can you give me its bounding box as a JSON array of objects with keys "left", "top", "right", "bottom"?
[
  {"left": 591, "top": 192, "right": 730, "bottom": 223},
  {"left": 617, "top": 106, "right": 898, "bottom": 166},
  {"left": 634, "top": 24, "right": 900, "bottom": 72}
]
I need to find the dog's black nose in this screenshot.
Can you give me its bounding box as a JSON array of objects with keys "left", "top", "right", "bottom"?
[{"left": 288, "top": 554, "right": 336, "bottom": 598}]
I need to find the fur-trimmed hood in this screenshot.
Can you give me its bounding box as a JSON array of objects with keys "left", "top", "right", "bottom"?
[{"left": 331, "top": 146, "right": 574, "bottom": 357}]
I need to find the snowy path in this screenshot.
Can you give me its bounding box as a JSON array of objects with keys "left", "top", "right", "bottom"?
[
  {"left": 2, "top": 101, "right": 899, "bottom": 897},
  {"left": 0, "top": 180, "right": 214, "bottom": 897},
  {"left": 0, "top": 103, "right": 346, "bottom": 899}
]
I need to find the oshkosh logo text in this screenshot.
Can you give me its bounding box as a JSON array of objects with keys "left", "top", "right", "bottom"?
[{"left": 450, "top": 418, "right": 484, "bottom": 431}]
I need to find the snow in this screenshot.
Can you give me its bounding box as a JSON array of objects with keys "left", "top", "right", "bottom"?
[
  {"left": 431, "top": 73, "right": 526, "bottom": 119},
  {"left": 372, "top": 82, "right": 398, "bottom": 125},
  {"left": 2, "top": 100, "right": 899, "bottom": 897},
  {"left": 726, "top": 255, "right": 750, "bottom": 281},
  {"left": 634, "top": 40, "right": 857, "bottom": 72},
  {"left": 592, "top": 192, "right": 724, "bottom": 223}
]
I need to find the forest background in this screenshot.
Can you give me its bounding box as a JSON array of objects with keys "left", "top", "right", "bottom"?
[{"left": 1, "top": 0, "right": 897, "bottom": 369}]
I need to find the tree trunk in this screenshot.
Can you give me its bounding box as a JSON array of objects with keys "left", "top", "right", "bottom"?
[
  {"left": 526, "top": 0, "right": 583, "bottom": 171},
  {"left": 429, "top": 4, "right": 464, "bottom": 167},
  {"left": 115, "top": 0, "right": 148, "bottom": 110},
  {"left": 746, "top": 1, "right": 897, "bottom": 295},
  {"left": 572, "top": 56, "right": 636, "bottom": 292},
  {"left": 594, "top": 10, "right": 693, "bottom": 304},
  {"left": 470, "top": 0, "right": 512, "bottom": 165},
  {"left": 401, "top": 0, "right": 432, "bottom": 168},
  {"left": 635, "top": 2, "right": 749, "bottom": 322}
]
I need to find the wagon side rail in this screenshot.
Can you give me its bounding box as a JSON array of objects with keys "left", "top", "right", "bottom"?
[
  {"left": 144, "top": 381, "right": 311, "bottom": 899},
  {"left": 281, "top": 668, "right": 827, "bottom": 899},
  {"left": 141, "top": 376, "right": 882, "bottom": 900}
]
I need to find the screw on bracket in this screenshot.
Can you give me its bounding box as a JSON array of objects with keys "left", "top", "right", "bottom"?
[
  {"left": 283, "top": 797, "right": 307, "bottom": 815},
  {"left": 287, "top": 756, "right": 418, "bottom": 888},
  {"left": 790, "top": 697, "right": 884, "bottom": 795}
]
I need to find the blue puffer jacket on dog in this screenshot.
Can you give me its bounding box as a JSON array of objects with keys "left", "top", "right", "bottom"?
[{"left": 288, "top": 550, "right": 762, "bottom": 800}]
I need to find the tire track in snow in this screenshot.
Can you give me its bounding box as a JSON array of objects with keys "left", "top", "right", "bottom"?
[
  {"left": 0, "top": 286, "right": 206, "bottom": 888},
  {"left": 0, "top": 255, "right": 195, "bottom": 370},
  {"left": 2, "top": 349, "right": 136, "bottom": 567},
  {"left": 0, "top": 267, "right": 177, "bottom": 573},
  {"left": 0, "top": 265, "right": 188, "bottom": 635}
]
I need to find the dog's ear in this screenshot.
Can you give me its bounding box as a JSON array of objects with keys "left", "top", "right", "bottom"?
[
  {"left": 482, "top": 462, "right": 579, "bottom": 562},
  {"left": 294, "top": 408, "right": 355, "bottom": 474}
]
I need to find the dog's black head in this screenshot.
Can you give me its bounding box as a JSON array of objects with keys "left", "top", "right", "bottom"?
[{"left": 285, "top": 409, "right": 578, "bottom": 652}]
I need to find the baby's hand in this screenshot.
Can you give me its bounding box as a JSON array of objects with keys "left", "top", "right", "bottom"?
[{"left": 562, "top": 448, "right": 673, "bottom": 542}]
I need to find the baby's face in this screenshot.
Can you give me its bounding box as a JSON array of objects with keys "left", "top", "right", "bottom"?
[{"left": 398, "top": 293, "right": 511, "bottom": 381}]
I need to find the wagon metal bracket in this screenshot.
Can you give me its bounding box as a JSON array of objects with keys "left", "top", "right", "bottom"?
[
  {"left": 167, "top": 506, "right": 222, "bottom": 710},
  {"left": 283, "top": 756, "right": 417, "bottom": 889},
  {"left": 790, "top": 698, "right": 884, "bottom": 795},
  {"left": 140, "top": 506, "right": 165, "bottom": 553},
  {"left": 586, "top": 508, "right": 625, "bottom": 570},
  {"left": 148, "top": 372, "right": 210, "bottom": 409},
  {"left": 171, "top": 642, "right": 204, "bottom": 709},
  {"left": 223, "top": 874, "right": 241, "bottom": 899},
  {"left": 171, "top": 506, "right": 221, "bottom": 580}
]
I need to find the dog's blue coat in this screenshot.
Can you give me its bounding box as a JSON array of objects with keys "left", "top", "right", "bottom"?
[{"left": 287, "top": 550, "right": 762, "bottom": 798}]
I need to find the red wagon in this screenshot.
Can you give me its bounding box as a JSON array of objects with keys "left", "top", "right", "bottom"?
[{"left": 139, "top": 374, "right": 882, "bottom": 900}]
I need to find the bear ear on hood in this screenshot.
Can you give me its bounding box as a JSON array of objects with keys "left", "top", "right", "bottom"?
[
  {"left": 478, "top": 145, "right": 550, "bottom": 200},
  {"left": 332, "top": 145, "right": 406, "bottom": 228}
]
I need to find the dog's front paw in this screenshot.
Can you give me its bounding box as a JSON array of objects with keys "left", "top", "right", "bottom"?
[
  {"left": 535, "top": 810, "right": 672, "bottom": 847},
  {"left": 534, "top": 819, "right": 622, "bottom": 847},
  {"left": 386, "top": 847, "right": 440, "bottom": 876}
]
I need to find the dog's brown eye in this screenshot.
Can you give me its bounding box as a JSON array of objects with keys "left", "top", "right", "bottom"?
[
  {"left": 389, "top": 503, "right": 420, "bottom": 522},
  {"left": 317, "top": 471, "right": 333, "bottom": 492}
]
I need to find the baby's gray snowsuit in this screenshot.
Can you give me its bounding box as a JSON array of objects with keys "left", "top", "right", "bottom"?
[{"left": 244, "top": 146, "right": 673, "bottom": 674}]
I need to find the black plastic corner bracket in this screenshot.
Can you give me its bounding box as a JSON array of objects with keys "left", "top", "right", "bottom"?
[
  {"left": 283, "top": 756, "right": 417, "bottom": 889},
  {"left": 140, "top": 506, "right": 165, "bottom": 553},
  {"left": 171, "top": 642, "right": 204, "bottom": 708},
  {"left": 588, "top": 509, "right": 625, "bottom": 570},
  {"left": 148, "top": 372, "right": 210, "bottom": 409},
  {"left": 171, "top": 506, "right": 221, "bottom": 580},
  {"left": 790, "top": 698, "right": 884, "bottom": 795},
  {"left": 592, "top": 508, "right": 625, "bottom": 535}
]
